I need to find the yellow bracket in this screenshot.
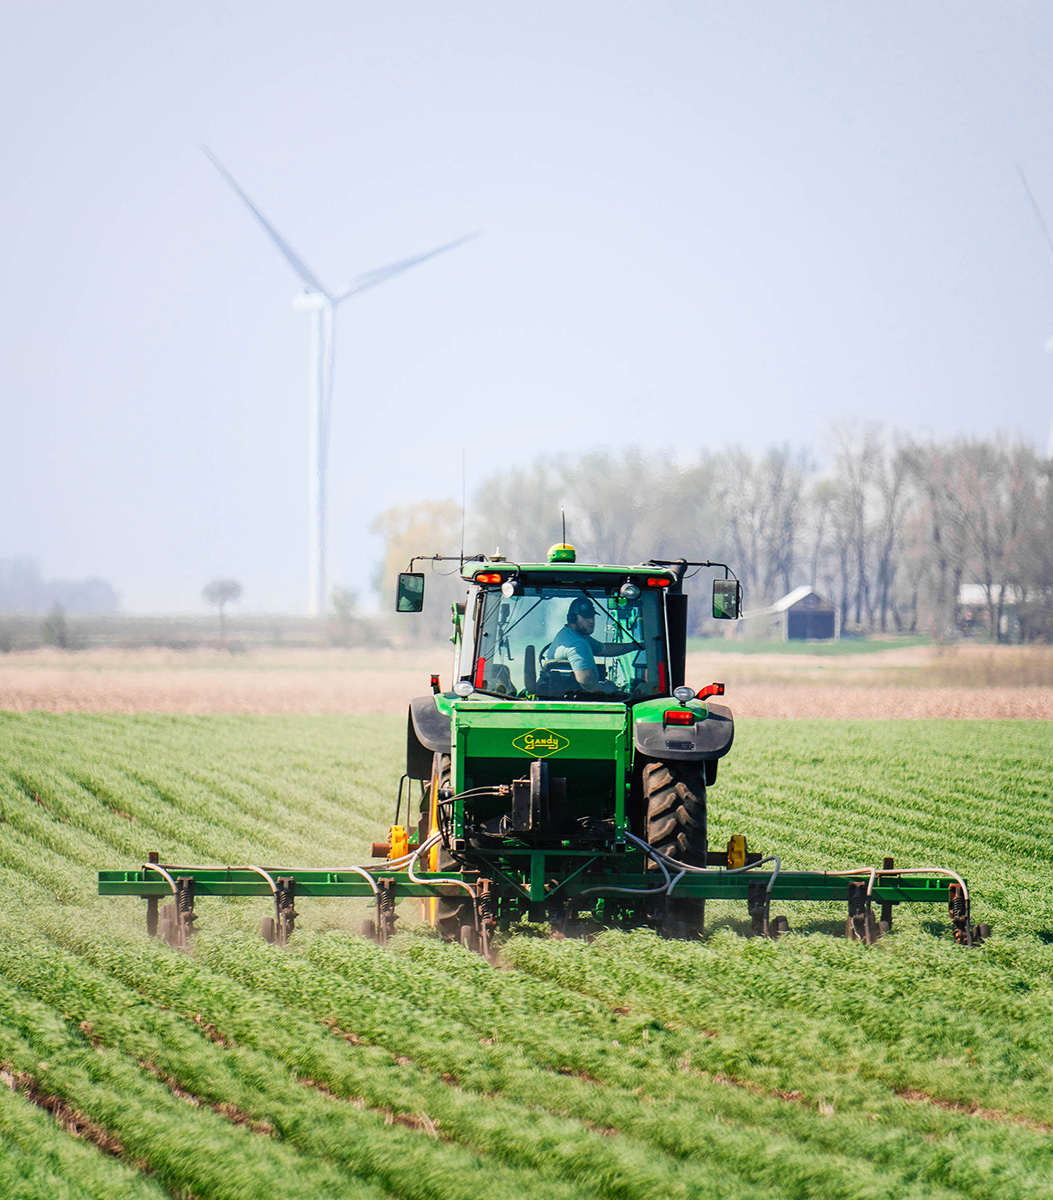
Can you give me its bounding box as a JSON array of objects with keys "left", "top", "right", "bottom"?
[
  {"left": 388, "top": 825, "right": 409, "bottom": 861},
  {"left": 727, "top": 833, "right": 748, "bottom": 869}
]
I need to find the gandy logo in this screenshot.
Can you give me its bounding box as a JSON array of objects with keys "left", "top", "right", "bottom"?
[{"left": 512, "top": 728, "right": 570, "bottom": 757}]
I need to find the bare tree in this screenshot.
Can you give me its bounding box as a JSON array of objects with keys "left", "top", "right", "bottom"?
[
  {"left": 720, "top": 446, "right": 809, "bottom": 608},
  {"left": 1018, "top": 458, "right": 1053, "bottom": 640},
  {"left": 901, "top": 443, "right": 970, "bottom": 641},
  {"left": 470, "top": 449, "right": 726, "bottom": 570},
  {"left": 954, "top": 440, "right": 1039, "bottom": 640},
  {"left": 827, "top": 426, "right": 885, "bottom": 627},
  {"left": 329, "top": 585, "right": 361, "bottom": 647},
  {"left": 872, "top": 441, "right": 911, "bottom": 632}
]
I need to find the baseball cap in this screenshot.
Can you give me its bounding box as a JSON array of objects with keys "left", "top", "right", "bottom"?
[{"left": 567, "top": 597, "right": 595, "bottom": 620}]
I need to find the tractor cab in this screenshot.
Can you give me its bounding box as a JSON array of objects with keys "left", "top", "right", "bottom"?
[
  {"left": 396, "top": 543, "right": 740, "bottom": 703},
  {"left": 463, "top": 564, "right": 673, "bottom": 702}
]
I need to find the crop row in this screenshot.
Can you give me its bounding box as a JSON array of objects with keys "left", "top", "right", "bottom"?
[{"left": 712, "top": 722, "right": 1053, "bottom": 926}]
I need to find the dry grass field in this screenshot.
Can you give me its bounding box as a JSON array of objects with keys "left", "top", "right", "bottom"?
[{"left": 0, "top": 642, "right": 1050, "bottom": 717}]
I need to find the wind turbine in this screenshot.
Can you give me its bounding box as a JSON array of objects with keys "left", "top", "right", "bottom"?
[
  {"left": 203, "top": 146, "right": 477, "bottom": 615},
  {"left": 1018, "top": 166, "right": 1053, "bottom": 460}
]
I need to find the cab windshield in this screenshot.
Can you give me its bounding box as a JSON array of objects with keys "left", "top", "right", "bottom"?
[{"left": 472, "top": 583, "right": 668, "bottom": 700}]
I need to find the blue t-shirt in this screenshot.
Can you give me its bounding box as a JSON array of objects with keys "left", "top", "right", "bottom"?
[{"left": 547, "top": 625, "right": 602, "bottom": 673}]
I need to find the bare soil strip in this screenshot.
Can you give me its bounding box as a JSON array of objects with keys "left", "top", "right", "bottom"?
[
  {"left": 678, "top": 1059, "right": 1053, "bottom": 1133},
  {"left": 896, "top": 1088, "right": 1053, "bottom": 1134},
  {"left": 2, "top": 1067, "right": 137, "bottom": 1163},
  {"left": 0, "top": 646, "right": 1050, "bottom": 718}
]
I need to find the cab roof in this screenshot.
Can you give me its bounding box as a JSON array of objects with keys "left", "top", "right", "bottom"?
[{"left": 461, "top": 560, "right": 677, "bottom": 582}]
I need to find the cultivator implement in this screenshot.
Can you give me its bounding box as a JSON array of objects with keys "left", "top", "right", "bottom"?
[{"left": 98, "top": 838, "right": 988, "bottom": 958}]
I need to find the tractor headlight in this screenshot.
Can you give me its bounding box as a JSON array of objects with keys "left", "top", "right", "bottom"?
[
  {"left": 453, "top": 680, "right": 474, "bottom": 697},
  {"left": 673, "top": 685, "right": 695, "bottom": 705},
  {"left": 620, "top": 581, "right": 641, "bottom": 599}
]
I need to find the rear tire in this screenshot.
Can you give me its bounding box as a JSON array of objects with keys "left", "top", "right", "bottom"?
[
  {"left": 644, "top": 761, "right": 707, "bottom": 938},
  {"left": 643, "top": 761, "right": 708, "bottom": 865}
]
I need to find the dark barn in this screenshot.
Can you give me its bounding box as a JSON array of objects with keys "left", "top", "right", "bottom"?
[
  {"left": 785, "top": 589, "right": 837, "bottom": 640},
  {"left": 736, "top": 586, "right": 840, "bottom": 641}
]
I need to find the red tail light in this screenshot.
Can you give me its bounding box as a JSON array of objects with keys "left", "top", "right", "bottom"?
[
  {"left": 645, "top": 577, "right": 671, "bottom": 587},
  {"left": 697, "top": 683, "right": 725, "bottom": 700},
  {"left": 663, "top": 709, "right": 695, "bottom": 727},
  {"left": 476, "top": 572, "right": 503, "bottom": 584}
]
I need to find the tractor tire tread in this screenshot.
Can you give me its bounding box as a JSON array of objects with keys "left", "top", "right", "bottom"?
[{"left": 644, "top": 760, "right": 707, "bottom": 867}]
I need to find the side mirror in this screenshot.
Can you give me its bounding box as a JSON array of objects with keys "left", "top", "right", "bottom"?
[
  {"left": 712, "top": 579, "right": 741, "bottom": 620},
  {"left": 396, "top": 573, "right": 425, "bottom": 613}
]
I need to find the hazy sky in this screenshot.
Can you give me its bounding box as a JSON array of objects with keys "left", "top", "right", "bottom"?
[{"left": 4, "top": 3, "right": 1053, "bottom": 613}]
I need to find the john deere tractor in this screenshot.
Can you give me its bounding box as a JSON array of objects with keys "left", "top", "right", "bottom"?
[
  {"left": 397, "top": 544, "right": 742, "bottom": 942},
  {"left": 99, "top": 544, "right": 986, "bottom": 956}
]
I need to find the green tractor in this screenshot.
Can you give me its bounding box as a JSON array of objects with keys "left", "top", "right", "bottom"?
[
  {"left": 397, "top": 543, "right": 742, "bottom": 944},
  {"left": 98, "top": 543, "right": 986, "bottom": 956}
]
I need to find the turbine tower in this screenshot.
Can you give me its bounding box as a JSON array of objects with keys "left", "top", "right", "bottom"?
[
  {"left": 203, "top": 147, "right": 477, "bottom": 615},
  {"left": 1018, "top": 166, "right": 1053, "bottom": 460}
]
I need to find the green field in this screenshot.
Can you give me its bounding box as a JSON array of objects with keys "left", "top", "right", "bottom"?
[{"left": 1, "top": 713, "right": 1052, "bottom": 1199}]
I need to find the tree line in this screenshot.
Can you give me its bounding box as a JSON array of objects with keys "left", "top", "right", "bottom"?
[{"left": 374, "top": 430, "right": 1053, "bottom": 642}]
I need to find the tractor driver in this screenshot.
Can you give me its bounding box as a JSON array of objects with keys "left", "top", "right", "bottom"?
[{"left": 546, "top": 597, "right": 638, "bottom": 693}]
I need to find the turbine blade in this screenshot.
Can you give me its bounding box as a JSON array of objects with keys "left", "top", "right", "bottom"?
[
  {"left": 334, "top": 232, "right": 479, "bottom": 302},
  {"left": 1019, "top": 165, "right": 1053, "bottom": 273},
  {"left": 202, "top": 145, "right": 332, "bottom": 299}
]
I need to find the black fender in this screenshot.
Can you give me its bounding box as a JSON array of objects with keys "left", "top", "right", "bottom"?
[
  {"left": 407, "top": 695, "right": 452, "bottom": 779},
  {"left": 633, "top": 702, "right": 734, "bottom": 764}
]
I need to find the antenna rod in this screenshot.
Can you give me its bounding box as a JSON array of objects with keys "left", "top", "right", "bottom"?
[
  {"left": 562, "top": 507, "right": 566, "bottom": 545},
  {"left": 460, "top": 449, "right": 466, "bottom": 567}
]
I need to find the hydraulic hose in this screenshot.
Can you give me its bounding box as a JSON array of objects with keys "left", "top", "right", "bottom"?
[
  {"left": 141, "top": 862, "right": 178, "bottom": 895},
  {"left": 579, "top": 831, "right": 672, "bottom": 897},
  {"left": 649, "top": 847, "right": 783, "bottom": 894},
  {"left": 406, "top": 834, "right": 477, "bottom": 898}
]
